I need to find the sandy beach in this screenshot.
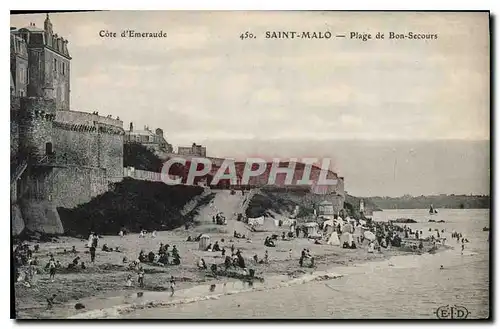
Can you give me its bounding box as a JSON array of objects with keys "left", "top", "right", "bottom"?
[{"left": 14, "top": 220, "right": 423, "bottom": 319}]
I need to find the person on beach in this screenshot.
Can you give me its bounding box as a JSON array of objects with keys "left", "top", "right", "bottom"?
[
  {"left": 87, "top": 233, "right": 94, "bottom": 248},
  {"left": 138, "top": 268, "right": 145, "bottom": 288},
  {"left": 90, "top": 245, "right": 96, "bottom": 263},
  {"left": 461, "top": 243, "right": 465, "bottom": 254},
  {"left": 170, "top": 276, "right": 176, "bottom": 297},
  {"left": 126, "top": 274, "right": 133, "bottom": 287},
  {"left": 198, "top": 258, "right": 207, "bottom": 269},
  {"left": 148, "top": 251, "right": 155, "bottom": 263},
  {"left": 71, "top": 246, "right": 77, "bottom": 254},
  {"left": 46, "top": 294, "right": 57, "bottom": 310},
  {"left": 289, "top": 249, "right": 293, "bottom": 259},
  {"left": 296, "top": 226, "right": 300, "bottom": 238},
  {"left": 264, "top": 250, "right": 269, "bottom": 264},
  {"left": 48, "top": 259, "right": 56, "bottom": 282},
  {"left": 92, "top": 234, "right": 99, "bottom": 248},
  {"left": 119, "top": 230, "right": 124, "bottom": 238},
  {"left": 152, "top": 230, "right": 157, "bottom": 238},
  {"left": 140, "top": 230, "right": 145, "bottom": 239}
]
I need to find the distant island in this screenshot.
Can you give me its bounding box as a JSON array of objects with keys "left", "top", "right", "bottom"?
[{"left": 363, "top": 194, "right": 490, "bottom": 210}]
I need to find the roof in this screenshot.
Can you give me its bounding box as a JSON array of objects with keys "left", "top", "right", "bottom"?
[
  {"left": 18, "top": 25, "right": 45, "bottom": 33},
  {"left": 126, "top": 130, "right": 156, "bottom": 136}
]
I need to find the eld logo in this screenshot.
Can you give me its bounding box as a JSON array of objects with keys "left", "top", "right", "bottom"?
[{"left": 435, "top": 305, "right": 470, "bottom": 319}]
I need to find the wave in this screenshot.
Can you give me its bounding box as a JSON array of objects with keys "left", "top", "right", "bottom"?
[
  {"left": 69, "top": 271, "right": 344, "bottom": 319},
  {"left": 69, "top": 246, "right": 458, "bottom": 319}
]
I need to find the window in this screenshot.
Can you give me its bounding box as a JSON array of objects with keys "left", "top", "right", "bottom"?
[
  {"left": 45, "top": 142, "right": 53, "bottom": 155},
  {"left": 19, "top": 68, "right": 25, "bottom": 84},
  {"left": 62, "top": 62, "right": 65, "bottom": 75},
  {"left": 54, "top": 59, "right": 57, "bottom": 72}
]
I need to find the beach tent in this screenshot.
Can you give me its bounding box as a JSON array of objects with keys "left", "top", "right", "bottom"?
[
  {"left": 248, "top": 216, "right": 265, "bottom": 227},
  {"left": 340, "top": 232, "right": 354, "bottom": 246},
  {"left": 353, "top": 226, "right": 364, "bottom": 240},
  {"left": 199, "top": 234, "right": 210, "bottom": 250},
  {"left": 262, "top": 217, "right": 277, "bottom": 231},
  {"left": 282, "top": 218, "right": 296, "bottom": 227},
  {"left": 304, "top": 222, "right": 320, "bottom": 237},
  {"left": 364, "top": 231, "right": 376, "bottom": 241},
  {"left": 327, "top": 232, "right": 341, "bottom": 246},
  {"left": 342, "top": 223, "right": 354, "bottom": 234}
]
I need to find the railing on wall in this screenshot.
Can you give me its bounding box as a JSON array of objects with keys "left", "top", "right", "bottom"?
[{"left": 123, "top": 167, "right": 183, "bottom": 184}]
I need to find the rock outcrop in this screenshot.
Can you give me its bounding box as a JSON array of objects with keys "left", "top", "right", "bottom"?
[
  {"left": 11, "top": 203, "right": 25, "bottom": 236},
  {"left": 21, "top": 200, "right": 64, "bottom": 234}
]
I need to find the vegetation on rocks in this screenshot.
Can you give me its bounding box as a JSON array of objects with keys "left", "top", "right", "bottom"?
[{"left": 58, "top": 178, "right": 204, "bottom": 237}]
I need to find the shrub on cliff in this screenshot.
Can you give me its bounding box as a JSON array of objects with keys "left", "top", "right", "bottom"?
[
  {"left": 245, "top": 191, "right": 305, "bottom": 218},
  {"left": 58, "top": 178, "right": 204, "bottom": 236},
  {"left": 123, "top": 143, "right": 163, "bottom": 172}
]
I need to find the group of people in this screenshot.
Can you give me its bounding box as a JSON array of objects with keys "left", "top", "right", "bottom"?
[
  {"left": 264, "top": 236, "right": 276, "bottom": 247},
  {"left": 299, "top": 249, "right": 314, "bottom": 268},
  {"left": 204, "top": 240, "right": 224, "bottom": 254},
  {"left": 139, "top": 230, "right": 157, "bottom": 239},
  {"left": 135, "top": 243, "right": 181, "bottom": 267},
  {"left": 14, "top": 242, "right": 40, "bottom": 287},
  {"left": 451, "top": 231, "right": 469, "bottom": 254}
]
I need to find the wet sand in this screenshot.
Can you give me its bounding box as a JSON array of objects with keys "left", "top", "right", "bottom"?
[{"left": 14, "top": 221, "right": 420, "bottom": 319}]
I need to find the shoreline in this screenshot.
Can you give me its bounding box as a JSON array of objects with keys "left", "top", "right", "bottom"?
[
  {"left": 14, "top": 227, "right": 450, "bottom": 319},
  {"left": 73, "top": 245, "right": 453, "bottom": 319}
]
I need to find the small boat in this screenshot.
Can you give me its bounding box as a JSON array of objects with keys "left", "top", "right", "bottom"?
[
  {"left": 429, "top": 204, "right": 438, "bottom": 215},
  {"left": 483, "top": 227, "right": 490, "bottom": 232},
  {"left": 428, "top": 219, "right": 436, "bottom": 223}
]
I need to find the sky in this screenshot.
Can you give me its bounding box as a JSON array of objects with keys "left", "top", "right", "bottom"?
[{"left": 10, "top": 11, "right": 490, "bottom": 196}]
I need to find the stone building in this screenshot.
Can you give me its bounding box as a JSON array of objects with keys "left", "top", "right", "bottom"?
[
  {"left": 11, "top": 14, "right": 124, "bottom": 235},
  {"left": 178, "top": 143, "right": 207, "bottom": 157},
  {"left": 124, "top": 123, "right": 173, "bottom": 153}
]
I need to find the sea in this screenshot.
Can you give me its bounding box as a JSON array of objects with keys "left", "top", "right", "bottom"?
[{"left": 123, "top": 209, "right": 490, "bottom": 319}]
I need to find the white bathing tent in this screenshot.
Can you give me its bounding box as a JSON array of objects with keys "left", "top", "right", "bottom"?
[
  {"left": 304, "top": 222, "right": 320, "bottom": 237},
  {"left": 250, "top": 216, "right": 277, "bottom": 232},
  {"left": 327, "top": 232, "right": 341, "bottom": 246},
  {"left": 340, "top": 232, "right": 354, "bottom": 246},
  {"left": 342, "top": 223, "right": 354, "bottom": 234},
  {"left": 262, "top": 217, "right": 277, "bottom": 231},
  {"left": 248, "top": 216, "right": 264, "bottom": 227},
  {"left": 199, "top": 234, "right": 211, "bottom": 250}
]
